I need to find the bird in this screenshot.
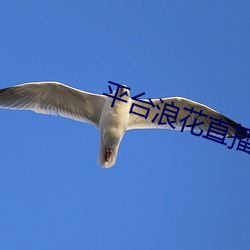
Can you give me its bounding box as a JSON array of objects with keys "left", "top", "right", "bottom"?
[{"left": 0, "top": 81, "right": 247, "bottom": 168}]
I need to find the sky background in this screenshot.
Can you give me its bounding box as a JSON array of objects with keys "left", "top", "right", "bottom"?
[{"left": 0, "top": 1, "right": 249, "bottom": 249}]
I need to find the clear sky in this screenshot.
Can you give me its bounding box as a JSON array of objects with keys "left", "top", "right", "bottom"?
[{"left": 0, "top": 1, "right": 249, "bottom": 249}]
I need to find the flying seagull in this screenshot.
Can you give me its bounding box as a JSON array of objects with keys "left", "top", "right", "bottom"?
[{"left": 0, "top": 82, "right": 246, "bottom": 168}]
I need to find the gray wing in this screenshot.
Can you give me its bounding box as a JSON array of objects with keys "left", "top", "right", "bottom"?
[
  {"left": 128, "top": 96, "right": 246, "bottom": 138},
  {"left": 0, "top": 82, "right": 106, "bottom": 127}
]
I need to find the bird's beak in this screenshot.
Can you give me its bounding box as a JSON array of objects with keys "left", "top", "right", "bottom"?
[{"left": 121, "top": 88, "right": 128, "bottom": 96}]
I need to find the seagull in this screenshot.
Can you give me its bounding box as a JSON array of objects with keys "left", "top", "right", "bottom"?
[{"left": 0, "top": 81, "right": 246, "bottom": 168}]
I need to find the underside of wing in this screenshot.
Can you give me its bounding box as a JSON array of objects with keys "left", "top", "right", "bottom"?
[
  {"left": 128, "top": 96, "right": 247, "bottom": 138},
  {"left": 0, "top": 82, "right": 106, "bottom": 127}
]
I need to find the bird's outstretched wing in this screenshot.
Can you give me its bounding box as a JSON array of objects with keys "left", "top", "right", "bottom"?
[
  {"left": 0, "top": 82, "right": 106, "bottom": 127},
  {"left": 128, "top": 97, "right": 247, "bottom": 138}
]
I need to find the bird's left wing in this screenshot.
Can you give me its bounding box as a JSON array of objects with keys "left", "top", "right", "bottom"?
[
  {"left": 127, "top": 97, "right": 246, "bottom": 138},
  {"left": 0, "top": 82, "right": 106, "bottom": 127}
]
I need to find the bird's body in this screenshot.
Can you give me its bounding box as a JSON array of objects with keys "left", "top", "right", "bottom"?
[
  {"left": 98, "top": 93, "right": 131, "bottom": 167},
  {"left": 0, "top": 81, "right": 246, "bottom": 168}
]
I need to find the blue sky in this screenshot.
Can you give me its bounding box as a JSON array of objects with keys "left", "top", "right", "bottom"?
[{"left": 0, "top": 1, "right": 249, "bottom": 249}]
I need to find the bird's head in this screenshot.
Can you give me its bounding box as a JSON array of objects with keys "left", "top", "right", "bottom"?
[{"left": 119, "top": 84, "right": 130, "bottom": 99}]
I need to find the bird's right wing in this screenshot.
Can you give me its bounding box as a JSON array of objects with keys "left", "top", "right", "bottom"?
[
  {"left": 0, "top": 82, "right": 106, "bottom": 127},
  {"left": 128, "top": 96, "right": 247, "bottom": 138}
]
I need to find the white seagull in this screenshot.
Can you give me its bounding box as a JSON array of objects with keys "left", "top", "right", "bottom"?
[{"left": 0, "top": 81, "right": 246, "bottom": 168}]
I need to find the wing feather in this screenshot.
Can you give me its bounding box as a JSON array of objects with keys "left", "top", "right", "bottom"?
[
  {"left": 0, "top": 82, "right": 106, "bottom": 127},
  {"left": 128, "top": 97, "right": 246, "bottom": 138}
]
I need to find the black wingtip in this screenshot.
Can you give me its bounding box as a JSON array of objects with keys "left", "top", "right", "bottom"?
[
  {"left": 236, "top": 126, "right": 249, "bottom": 139},
  {"left": 0, "top": 88, "right": 8, "bottom": 94},
  {"left": 222, "top": 115, "right": 249, "bottom": 139}
]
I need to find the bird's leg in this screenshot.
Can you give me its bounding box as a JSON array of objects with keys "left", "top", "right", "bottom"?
[{"left": 105, "top": 149, "right": 112, "bottom": 162}]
